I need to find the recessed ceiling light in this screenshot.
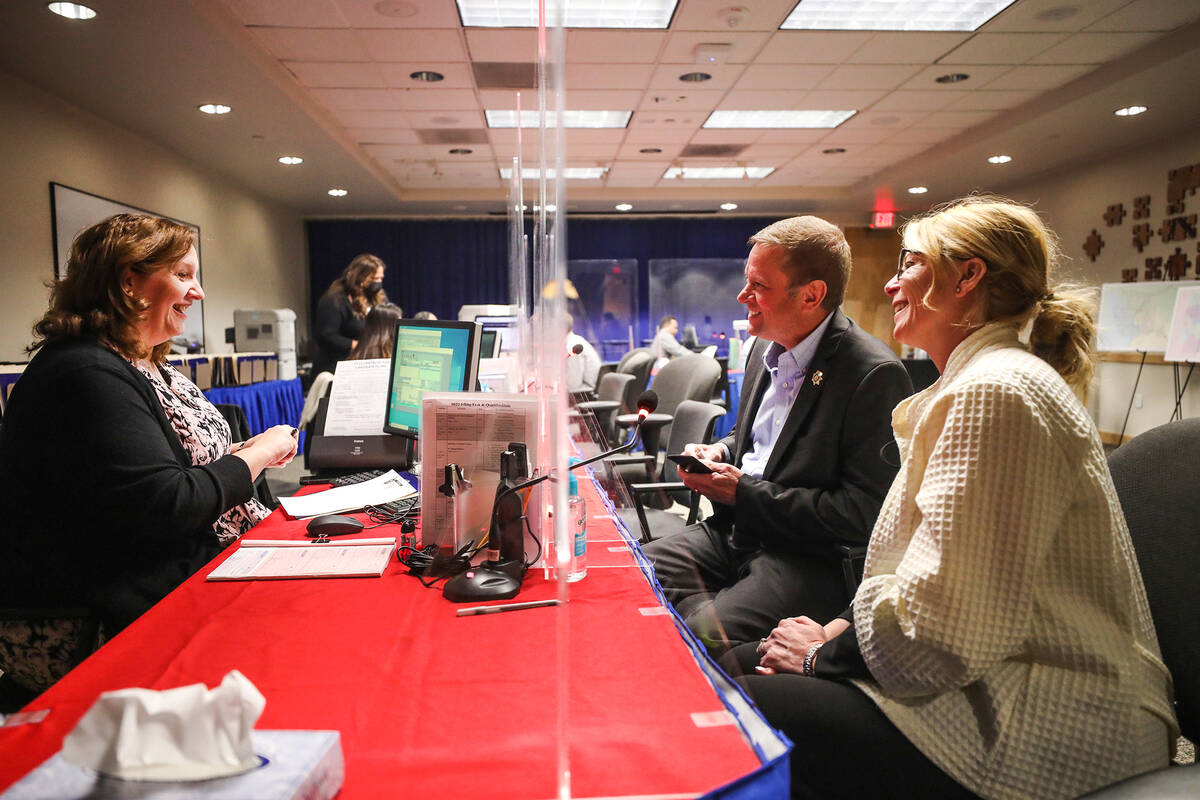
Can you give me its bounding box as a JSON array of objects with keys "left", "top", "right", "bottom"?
[
  {"left": 704, "top": 110, "right": 856, "bottom": 129},
  {"left": 1114, "top": 105, "right": 1148, "bottom": 117},
  {"left": 456, "top": 0, "right": 678, "bottom": 28},
  {"left": 278, "top": 156, "right": 303, "bottom": 165},
  {"left": 374, "top": 0, "right": 420, "bottom": 18},
  {"left": 663, "top": 167, "right": 775, "bottom": 179},
  {"left": 822, "top": 147, "right": 847, "bottom": 154},
  {"left": 328, "top": 188, "right": 348, "bottom": 197},
  {"left": 720, "top": 202, "right": 739, "bottom": 211},
  {"left": 499, "top": 167, "right": 608, "bottom": 180},
  {"left": 448, "top": 148, "right": 474, "bottom": 155},
  {"left": 907, "top": 186, "right": 929, "bottom": 194},
  {"left": 639, "top": 147, "right": 663, "bottom": 154},
  {"left": 987, "top": 154, "right": 1012, "bottom": 164},
  {"left": 615, "top": 203, "right": 633, "bottom": 211},
  {"left": 780, "top": 0, "right": 1016, "bottom": 31},
  {"left": 410, "top": 70, "right": 444, "bottom": 82},
  {"left": 47, "top": 2, "right": 96, "bottom": 20},
  {"left": 935, "top": 73, "right": 970, "bottom": 84},
  {"left": 197, "top": 104, "right": 231, "bottom": 115},
  {"left": 486, "top": 110, "right": 632, "bottom": 129},
  {"left": 679, "top": 72, "right": 712, "bottom": 83}
]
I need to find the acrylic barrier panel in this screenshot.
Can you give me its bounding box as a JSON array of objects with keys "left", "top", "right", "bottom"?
[
  {"left": 567, "top": 259, "right": 640, "bottom": 361},
  {"left": 648, "top": 258, "right": 747, "bottom": 358}
]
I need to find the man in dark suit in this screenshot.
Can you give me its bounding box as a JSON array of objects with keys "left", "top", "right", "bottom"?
[{"left": 642, "top": 216, "right": 913, "bottom": 654}]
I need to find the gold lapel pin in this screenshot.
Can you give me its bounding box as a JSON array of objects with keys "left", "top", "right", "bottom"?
[{"left": 811, "top": 370, "right": 823, "bottom": 386}]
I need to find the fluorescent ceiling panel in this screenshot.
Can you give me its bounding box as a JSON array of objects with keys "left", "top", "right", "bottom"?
[
  {"left": 458, "top": 0, "right": 678, "bottom": 29},
  {"left": 663, "top": 167, "right": 776, "bottom": 179},
  {"left": 703, "top": 110, "right": 856, "bottom": 129},
  {"left": 486, "top": 109, "right": 632, "bottom": 128},
  {"left": 780, "top": 0, "right": 1017, "bottom": 32},
  {"left": 499, "top": 167, "right": 609, "bottom": 179}
]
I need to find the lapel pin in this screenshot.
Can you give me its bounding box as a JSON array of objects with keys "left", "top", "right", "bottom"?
[{"left": 811, "top": 370, "right": 823, "bottom": 386}]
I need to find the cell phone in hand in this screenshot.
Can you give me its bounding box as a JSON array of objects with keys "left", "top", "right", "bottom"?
[{"left": 668, "top": 454, "right": 713, "bottom": 474}]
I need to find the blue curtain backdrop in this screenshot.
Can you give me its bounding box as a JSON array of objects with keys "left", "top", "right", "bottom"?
[{"left": 307, "top": 216, "right": 778, "bottom": 346}]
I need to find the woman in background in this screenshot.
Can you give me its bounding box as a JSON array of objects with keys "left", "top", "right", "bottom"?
[
  {"left": 0, "top": 213, "right": 297, "bottom": 703},
  {"left": 726, "top": 196, "right": 1177, "bottom": 799},
  {"left": 348, "top": 302, "right": 403, "bottom": 361},
  {"left": 311, "top": 253, "right": 387, "bottom": 375}
]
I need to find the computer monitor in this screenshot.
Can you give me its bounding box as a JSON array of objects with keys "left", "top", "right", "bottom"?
[
  {"left": 479, "top": 329, "right": 500, "bottom": 359},
  {"left": 384, "top": 319, "right": 481, "bottom": 439},
  {"left": 475, "top": 314, "right": 520, "bottom": 352}
]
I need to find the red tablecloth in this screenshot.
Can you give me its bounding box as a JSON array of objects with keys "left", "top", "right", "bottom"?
[{"left": 0, "top": 478, "right": 764, "bottom": 798}]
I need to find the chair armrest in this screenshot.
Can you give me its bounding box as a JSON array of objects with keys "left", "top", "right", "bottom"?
[
  {"left": 630, "top": 481, "right": 688, "bottom": 494},
  {"left": 578, "top": 400, "right": 620, "bottom": 413},
  {"left": 606, "top": 455, "right": 654, "bottom": 468}
]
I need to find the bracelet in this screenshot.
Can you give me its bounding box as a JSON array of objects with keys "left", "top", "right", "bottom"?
[{"left": 802, "top": 642, "right": 825, "bottom": 676}]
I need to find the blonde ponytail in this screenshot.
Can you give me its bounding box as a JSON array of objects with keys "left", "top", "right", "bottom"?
[{"left": 1029, "top": 284, "right": 1097, "bottom": 392}]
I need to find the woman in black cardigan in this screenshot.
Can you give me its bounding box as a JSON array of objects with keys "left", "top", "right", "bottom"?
[
  {"left": 0, "top": 213, "right": 298, "bottom": 704},
  {"left": 311, "top": 253, "right": 387, "bottom": 376}
]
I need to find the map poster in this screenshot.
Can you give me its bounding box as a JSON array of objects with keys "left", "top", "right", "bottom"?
[
  {"left": 1165, "top": 286, "right": 1200, "bottom": 363},
  {"left": 1097, "top": 281, "right": 1200, "bottom": 353}
]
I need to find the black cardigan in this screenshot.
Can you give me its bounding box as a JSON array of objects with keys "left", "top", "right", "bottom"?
[
  {"left": 0, "top": 338, "right": 253, "bottom": 632},
  {"left": 311, "top": 292, "right": 365, "bottom": 376}
]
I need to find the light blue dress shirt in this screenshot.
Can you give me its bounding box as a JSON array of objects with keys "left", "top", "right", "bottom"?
[{"left": 738, "top": 312, "right": 833, "bottom": 479}]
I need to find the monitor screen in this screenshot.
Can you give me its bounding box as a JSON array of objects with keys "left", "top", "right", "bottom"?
[
  {"left": 384, "top": 319, "right": 481, "bottom": 438},
  {"left": 475, "top": 314, "right": 520, "bottom": 352},
  {"left": 479, "top": 329, "right": 499, "bottom": 359}
]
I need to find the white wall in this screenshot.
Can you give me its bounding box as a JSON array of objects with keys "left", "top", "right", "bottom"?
[
  {"left": 0, "top": 70, "right": 307, "bottom": 363},
  {"left": 1004, "top": 129, "right": 1200, "bottom": 440}
]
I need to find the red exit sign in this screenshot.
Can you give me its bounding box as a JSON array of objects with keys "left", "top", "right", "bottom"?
[{"left": 870, "top": 211, "right": 895, "bottom": 229}]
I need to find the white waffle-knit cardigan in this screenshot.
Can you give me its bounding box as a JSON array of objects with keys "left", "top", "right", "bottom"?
[{"left": 851, "top": 323, "right": 1178, "bottom": 800}]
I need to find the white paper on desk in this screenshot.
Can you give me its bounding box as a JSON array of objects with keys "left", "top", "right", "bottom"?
[
  {"left": 324, "top": 359, "right": 390, "bottom": 436},
  {"left": 278, "top": 470, "right": 415, "bottom": 518},
  {"left": 207, "top": 543, "right": 394, "bottom": 580}
]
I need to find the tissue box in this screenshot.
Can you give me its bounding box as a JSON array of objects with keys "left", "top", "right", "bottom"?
[{"left": 1, "top": 730, "right": 342, "bottom": 800}]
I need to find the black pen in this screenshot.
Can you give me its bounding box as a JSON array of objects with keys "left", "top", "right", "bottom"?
[{"left": 455, "top": 599, "right": 564, "bottom": 617}]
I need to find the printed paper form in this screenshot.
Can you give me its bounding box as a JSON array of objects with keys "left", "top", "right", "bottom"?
[
  {"left": 324, "top": 359, "right": 390, "bottom": 436},
  {"left": 279, "top": 470, "right": 416, "bottom": 518},
  {"left": 207, "top": 543, "right": 394, "bottom": 581}
]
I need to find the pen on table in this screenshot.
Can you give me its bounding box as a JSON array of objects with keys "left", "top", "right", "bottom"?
[{"left": 456, "top": 599, "right": 564, "bottom": 617}]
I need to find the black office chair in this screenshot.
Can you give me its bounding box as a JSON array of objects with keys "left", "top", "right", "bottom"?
[
  {"left": 615, "top": 353, "right": 722, "bottom": 458},
  {"left": 576, "top": 372, "right": 635, "bottom": 448},
  {"left": 616, "top": 347, "right": 653, "bottom": 400},
  {"left": 1081, "top": 418, "right": 1200, "bottom": 797},
  {"left": 213, "top": 403, "right": 280, "bottom": 510}
]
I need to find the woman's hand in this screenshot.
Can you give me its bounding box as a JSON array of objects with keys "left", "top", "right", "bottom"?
[
  {"left": 232, "top": 425, "right": 297, "bottom": 478},
  {"left": 754, "top": 616, "right": 829, "bottom": 675}
]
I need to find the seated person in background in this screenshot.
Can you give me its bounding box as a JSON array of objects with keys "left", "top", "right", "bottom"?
[
  {"left": 412, "top": 310, "right": 437, "bottom": 321},
  {"left": 652, "top": 315, "right": 689, "bottom": 367},
  {"left": 312, "top": 253, "right": 388, "bottom": 376},
  {"left": 348, "top": 302, "right": 404, "bottom": 361},
  {"left": 564, "top": 313, "right": 601, "bottom": 394},
  {"left": 726, "top": 196, "right": 1177, "bottom": 800},
  {"left": 642, "top": 216, "right": 912, "bottom": 654},
  {"left": 0, "top": 213, "right": 298, "bottom": 693}
]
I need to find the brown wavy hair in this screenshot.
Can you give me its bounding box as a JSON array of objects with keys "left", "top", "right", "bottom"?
[
  {"left": 31, "top": 213, "right": 196, "bottom": 364},
  {"left": 348, "top": 302, "right": 404, "bottom": 360},
  {"left": 325, "top": 253, "right": 387, "bottom": 317}
]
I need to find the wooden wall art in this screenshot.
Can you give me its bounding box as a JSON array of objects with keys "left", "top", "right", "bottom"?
[
  {"left": 1133, "top": 195, "right": 1151, "bottom": 219},
  {"left": 1090, "top": 162, "right": 1200, "bottom": 280},
  {"left": 1084, "top": 229, "right": 1105, "bottom": 261},
  {"left": 1166, "top": 163, "right": 1199, "bottom": 215},
  {"left": 1165, "top": 248, "right": 1192, "bottom": 280},
  {"left": 1145, "top": 256, "right": 1163, "bottom": 280},
  {"left": 1104, "top": 203, "right": 1126, "bottom": 226}
]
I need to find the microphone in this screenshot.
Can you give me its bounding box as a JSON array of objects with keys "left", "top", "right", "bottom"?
[{"left": 441, "top": 389, "right": 660, "bottom": 603}]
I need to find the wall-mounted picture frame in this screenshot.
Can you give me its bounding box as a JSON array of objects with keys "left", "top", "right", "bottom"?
[{"left": 49, "top": 182, "right": 205, "bottom": 347}]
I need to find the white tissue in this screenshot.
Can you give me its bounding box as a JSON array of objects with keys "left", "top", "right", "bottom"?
[{"left": 60, "top": 670, "right": 266, "bottom": 781}]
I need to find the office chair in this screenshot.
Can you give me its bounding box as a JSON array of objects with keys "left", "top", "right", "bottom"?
[
  {"left": 616, "top": 347, "right": 654, "bottom": 399},
  {"left": 614, "top": 353, "right": 722, "bottom": 457},
  {"left": 1082, "top": 418, "right": 1200, "bottom": 798},
  {"left": 576, "top": 372, "right": 635, "bottom": 447}
]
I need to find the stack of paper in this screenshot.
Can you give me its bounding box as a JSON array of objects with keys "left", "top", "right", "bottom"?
[{"left": 279, "top": 471, "right": 415, "bottom": 519}]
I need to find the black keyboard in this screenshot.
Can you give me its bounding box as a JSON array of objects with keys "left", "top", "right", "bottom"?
[{"left": 297, "top": 469, "right": 388, "bottom": 487}]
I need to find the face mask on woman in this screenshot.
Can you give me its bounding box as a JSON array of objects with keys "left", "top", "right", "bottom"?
[{"left": 366, "top": 281, "right": 383, "bottom": 295}]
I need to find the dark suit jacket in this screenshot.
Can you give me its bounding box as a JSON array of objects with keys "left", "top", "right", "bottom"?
[
  {"left": 312, "top": 292, "right": 365, "bottom": 376},
  {"left": 711, "top": 310, "right": 913, "bottom": 557}
]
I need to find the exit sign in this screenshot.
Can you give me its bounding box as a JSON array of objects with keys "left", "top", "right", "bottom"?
[{"left": 871, "top": 211, "right": 895, "bottom": 229}]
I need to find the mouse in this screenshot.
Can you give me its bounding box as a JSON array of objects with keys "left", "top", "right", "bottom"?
[{"left": 305, "top": 514, "right": 365, "bottom": 538}]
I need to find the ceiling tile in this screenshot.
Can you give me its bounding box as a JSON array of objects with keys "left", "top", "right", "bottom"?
[
  {"left": 717, "top": 89, "right": 809, "bottom": 109},
  {"left": 1028, "top": 31, "right": 1159, "bottom": 64},
  {"left": 363, "top": 143, "right": 433, "bottom": 160},
  {"left": 405, "top": 110, "right": 486, "bottom": 127},
  {"left": 660, "top": 31, "right": 772, "bottom": 64},
  {"left": 563, "top": 129, "right": 627, "bottom": 146},
  {"left": 347, "top": 128, "right": 422, "bottom": 144},
  {"left": 432, "top": 145, "right": 497, "bottom": 161},
  {"left": 649, "top": 63, "right": 745, "bottom": 91},
  {"left": 463, "top": 30, "right": 539, "bottom": 61},
  {"left": 983, "top": 0, "right": 1128, "bottom": 32},
  {"left": 334, "top": 0, "right": 462, "bottom": 28},
  {"left": 733, "top": 64, "right": 836, "bottom": 91},
  {"left": 811, "top": 127, "right": 894, "bottom": 145},
  {"left": 393, "top": 89, "right": 480, "bottom": 110},
  {"left": 939, "top": 32, "right": 1068, "bottom": 64},
  {"left": 567, "top": 31, "right": 667, "bottom": 64},
  {"left": 224, "top": 0, "right": 345, "bottom": 27},
  {"left": 756, "top": 31, "right": 874, "bottom": 64},
  {"left": 943, "top": 89, "right": 1039, "bottom": 110},
  {"left": 738, "top": 142, "right": 814, "bottom": 159},
  {"left": 639, "top": 90, "right": 726, "bottom": 111},
  {"left": 882, "top": 127, "right": 963, "bottom": 144},
  {"left": 359, "top": 29, "right": 467, "bottom": 62},
  {"left": 251, "top": 28, "right": 365, "bottom": 61},
  {"left": 752, "top": 129, "right": 833, "bottom": 144},
  {"left": 310, "top": 88, "right": 398, "bottom": 110},
  {"left": 560, "top": 90, "right": 646, "bottom": 110},
  {"left": 1085, "top": 0, "right": 1200, "bottom": 32},
  {"left": 335, "top": 110, "right": 411, "bottom": 127},
  {"left": 378, "top": 62, "right": 475, "bottom": 89},
  {"left": 567, "top": 63, "right": 656, "bottom": 90},
  {"left": 837, "top": 110, "right": 923, "bottom": 129},
  {"left": 284, "top": 61, "right": 385, "bottom": 88},
  {"left": 899, "top": 64, "right": 1013, "bottom": 90},
  {"left": 801, "top": 90, "right": 887, "bottom": 109},
  {"left": 984, "top": 63, "right": 1093, "bottom": 90},
  {"left": 908, "top": 110, "right": 998, "bottom": 129},
  {"left": 669, "top": 0, "right": 795, "bottom": 31},
  {"left": 817, "top": 64, "right": 923, "bottom": 91},
  {"left": 616, "top": 142, "right": 682, "bottom": 159},
  {"left": 687, "top": 128, "right": 762, "bottom": 145},
  {"left": 606, "top": 163, "right": 672, "bottom": 187},
  {"left": 849, "top": 32, "right": 971, "bottom": 64},
  {"left": 871, "top": 90, "right": 967, "bottom": 112}
]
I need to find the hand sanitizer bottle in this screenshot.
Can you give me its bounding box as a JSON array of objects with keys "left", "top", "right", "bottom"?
[{"left": 566, "top": 466, "right": 587, "bottom": 582}]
